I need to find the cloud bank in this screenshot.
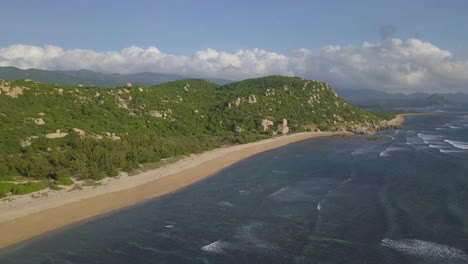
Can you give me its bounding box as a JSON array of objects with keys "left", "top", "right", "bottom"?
[{"left": 1, "top": 38, "right": 467, "bottom": 92}]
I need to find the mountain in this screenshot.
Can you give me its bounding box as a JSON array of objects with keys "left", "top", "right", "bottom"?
[
  {"left": 0, "top": 66, "right": 232, "bottom": 87},
  {"left": 0, "top": 76, "right": 385, "bottom": 195},
  {"left": 335, "top": 88, "right": 468, "bottom": 109}
]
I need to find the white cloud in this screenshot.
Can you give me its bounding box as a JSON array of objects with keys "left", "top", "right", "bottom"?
[{"left": 1, "top": 39, "right": 467, "bottom": 92}]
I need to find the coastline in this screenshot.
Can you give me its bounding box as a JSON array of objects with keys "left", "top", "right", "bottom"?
[{"left": 0, "top": 131, "right": 341, "bottom": 250}]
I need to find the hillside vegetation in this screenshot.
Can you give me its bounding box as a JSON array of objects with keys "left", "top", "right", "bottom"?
[{"left": 0, "top": 76, "right": 383, "bottom": 196}]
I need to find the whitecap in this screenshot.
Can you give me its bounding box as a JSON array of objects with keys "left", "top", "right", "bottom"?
[
  {"left": 417, "top": 132, "right": 443, "bottom": 144},
  {"left": 269, "top": 186, "right": 312, "bottom": 202},
  {"left": 429, "top": 144, "right": 450, "bottom": 149},
  {"left": 381, "top": 238, "right": 468, "bottom": 262},
  {"left": 239, "top": 190, "right": 250, "bottom": 196},
  {"left": 440, "top": 149, "right": 464, "bottom": 153},
  {"left": 272, "top": 170, "right": 287, "bottom": 174},
  {"left": 340, "top": 178, "right": 352, "bottom": 185},
  {"left": 201, "top": 240, "right": 230, "bottom": 254},
  {"left": 317, "top": 202, "right": 321, "bottom": 211},
  {"left": 219, "top": 201, "right": 234, "bottom": 208},
  {"left": 444, "top": 139, "right": 468, "bottom": 150},
  {"left": 379, "top": 151, "right": 391, "bottom": 157},
  {"left": 165, "top": 225, "right": 175, "bottom": 228},
  {"left": 380, "top": 145, "right": 408, "bottom": 157},
  {"left": 351, "top": 150, "right": 363, "bottom": 155}
]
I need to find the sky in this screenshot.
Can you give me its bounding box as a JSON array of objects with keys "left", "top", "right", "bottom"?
[{"left": 0, "top": 0, "right": 467, "bottom": 93}]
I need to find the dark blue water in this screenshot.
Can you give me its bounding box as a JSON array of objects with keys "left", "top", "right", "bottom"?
[{"left": 1, "top": 113, "right": 468, "bottom": 264}]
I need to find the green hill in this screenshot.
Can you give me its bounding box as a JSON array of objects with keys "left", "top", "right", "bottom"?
[{"left": 0, "top": 76, "right": 383, "bottom": 196}]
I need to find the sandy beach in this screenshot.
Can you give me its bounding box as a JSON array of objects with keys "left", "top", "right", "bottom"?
[{"left": 0, "top": 131, "right": 343, "bottom": 249}]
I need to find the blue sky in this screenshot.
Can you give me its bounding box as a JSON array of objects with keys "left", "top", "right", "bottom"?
[
  {"left": 2, "top": 0, "right": 467, "bottom": 54},
  {"left": 1, "top": 0, "right": 468, "bottom": 92}
]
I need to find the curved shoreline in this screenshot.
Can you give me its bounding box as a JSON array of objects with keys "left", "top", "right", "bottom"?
[{"left": 0, "top": 131, "right": 343, "bottom": 249}]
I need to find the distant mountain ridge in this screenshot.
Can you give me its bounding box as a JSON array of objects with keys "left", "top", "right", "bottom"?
[
  {"left": 0, "top": 66, "right": 233, "bottom": 87},
  {"left": 335, "top": 88, "right": 468, "bottom": 109}
]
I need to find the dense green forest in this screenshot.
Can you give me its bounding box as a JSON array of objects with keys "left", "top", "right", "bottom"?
[{"left": 0, "top": 76, "right": 382, "bottom": 197}]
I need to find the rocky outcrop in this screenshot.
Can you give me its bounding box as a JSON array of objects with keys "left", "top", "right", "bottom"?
[
  {"left": 46, "top": 129, "right": 68, "bottom": 139},
  {"left": 377, "top": 115, "right": 404, "bottom": 130},
  {"left": 73, "top": 128, "right": 86, "bottom": 138},
  {"left": 235, "top": 97, "right": 242, "bottom": 107},
  {"left": 0, "top": 80, "right": 23, "bottom": 98},
  {"left": 104, "top": 132, "right": 121, "bottom": 141},
  {"left": 33, "top": 118, "right": 46, "bottom": 125},
  {"left": 308, "top": 94, "right": 320, "bottom": 105},
  {"left": 150, "top": 109, "right": 172, "bottom": 119},
  {"left": 20, "top": 136, "right": 39, "bottom": 147},
  {"left": 150, "top": 111, "right": 163, "bottom": 118},
  {"left": 126, "top": 82, "right": 132, "bottom": 87},
  {"left": 248, "top": 95, "right": 257, "bottom": 104},
  {"left": 261, "top": 119, "right": 274, "bottom": 132},
  {"left": 277, "top": 119, "right": 290, "bottom": 134}
]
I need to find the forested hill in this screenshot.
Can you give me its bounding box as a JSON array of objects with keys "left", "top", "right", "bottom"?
[{"left": 0, "top": 76, "right": 382, "bottom": 195}]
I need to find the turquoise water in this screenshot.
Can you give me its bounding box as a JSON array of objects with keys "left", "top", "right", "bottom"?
[{"left": 1, "top": 113, "right": 468, "bottom": 263}]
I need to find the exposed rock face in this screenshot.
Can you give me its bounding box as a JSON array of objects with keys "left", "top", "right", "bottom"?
[
  {"left": 308, "top": 94, "right": 320, "bottom": 105},
  {"left": 378, "top": 115, "right": 404, "bottom": 130},
  {"left": 150, "top": 109, "right": 172, "bottom": 119},
  {"left": 138, "top": 87, "right": 144, "bottom": 92},
  {"left": 183, "top": 83, "right": 190, "bottom": 92},
  {"left": 117, "top": 98, "right": 129, "bottom": 109},
  {"left": 20, "top": 136, "right": 39, "bottom": 147},
  {"left": 248, "top": 95, "right": 257, "bottom": 104},
  {"left": 235, "top": 97, "right": 242, "bottom": 107},
  {"left": 46, "top": 129, "right": 68, "bottom": 139},
  {"left": 73, "top": 128, "right": 86, "bottom": 137},
  {"left": 261, "top": 119, "right": 274, "bottom": 132},
  {"left": 277, "top": 119, "right": 290, "bottom": 134},
  {"left": 150, "top": 111, "right": 163, "bottom": 118},
  {"left": 0, "top": 80, "right": 23, "bottom": 98},
  {"left": 103, "top": 132, "right": 121, "bottom": 140},
  {"left": 58, "top": 88, "right": 64, "bottom": 95},
  {"left": 126, "top": 82, "right": 133, "bottom": 87},
  {"left": 33, "top": 118, "right": 46, "bottom": 125}
]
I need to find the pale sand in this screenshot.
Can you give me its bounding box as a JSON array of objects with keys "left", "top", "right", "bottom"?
[{"left": 0, "top": 131, "right": 340, "bottom": 249}]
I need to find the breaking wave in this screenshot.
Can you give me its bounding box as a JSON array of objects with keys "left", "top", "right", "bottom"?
[{"left": 444, "top": 140, "right": 468, "bottom": 150}]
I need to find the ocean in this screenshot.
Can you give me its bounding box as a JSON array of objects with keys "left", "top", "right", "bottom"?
[{"left": 1, "top": 113, "right": 468, "bottom": 264}]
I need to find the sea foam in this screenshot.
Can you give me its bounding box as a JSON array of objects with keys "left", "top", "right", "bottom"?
[
  {"left": 201, "top": 240, "right": 230, "bottom": 254},
  {"left": 381, "top": 238, "right": 468, "bottom": 263},
  {"left": 444, "top": 139, "right": 468, "bottom": 150}
]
